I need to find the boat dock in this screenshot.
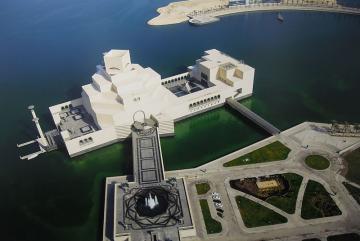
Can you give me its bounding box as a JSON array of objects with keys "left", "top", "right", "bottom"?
[
  {"left": 226, "top": 98, "right": 280, "bottom": 135},
  {"left": 188, "top": 15, "right": 219, "bottom": 26},
  {"left": 17, "top": 106, "right": 60, "bottom": 160}
]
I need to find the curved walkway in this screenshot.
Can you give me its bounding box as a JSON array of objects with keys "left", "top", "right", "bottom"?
[{"left": 199, "top": 4, "right": 360, "bottom": 19}]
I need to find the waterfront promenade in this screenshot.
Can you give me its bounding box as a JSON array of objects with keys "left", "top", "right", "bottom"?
[
  {"left": 103, "top": 121, "right": 360, "bottom": 241},
  {"left": 148, "top": 2, "right": 360, "bottom": 26}
]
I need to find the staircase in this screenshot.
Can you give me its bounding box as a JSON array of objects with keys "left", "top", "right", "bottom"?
[
  {"left": 158, "top": 120, "right": 175, "bottom": 136},
  {"left": 115, "top": 125, "right": 132, "bottom": 139}
]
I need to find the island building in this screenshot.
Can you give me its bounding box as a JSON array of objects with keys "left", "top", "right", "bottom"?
[{"left": 17, "top": 49, "right": 254, "bottom": 159}]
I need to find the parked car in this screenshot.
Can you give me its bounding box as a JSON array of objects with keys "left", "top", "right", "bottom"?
[
  {"left": 212, "top": 195, "right": 221, "bottom": 201},
  {"left": 214, "top": 202, "right": 223, "bottom": 208}
]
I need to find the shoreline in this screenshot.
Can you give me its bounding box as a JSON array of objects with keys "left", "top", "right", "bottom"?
[{"left": 148, "top": 2, "right": 360, "bottom": 26}]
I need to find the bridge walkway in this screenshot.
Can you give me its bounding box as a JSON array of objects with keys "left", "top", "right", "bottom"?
[
  {"left": 226, "top": 98, "right": 280, "bottom": 136},
  {"left": 131, "top": 126, "right": 165, "bottom": 186}
]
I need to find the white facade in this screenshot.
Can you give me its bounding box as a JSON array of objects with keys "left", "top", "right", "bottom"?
[{"left": 49, "top": 49, "right": 255, "bottom": 157}]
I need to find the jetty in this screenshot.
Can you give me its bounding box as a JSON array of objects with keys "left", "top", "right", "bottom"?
[
  {"left": 17, "top": 105, "right": 60, "bottom": 160},
  {"left": 226, "top": 98, "right": 280, "bottom": 135}
]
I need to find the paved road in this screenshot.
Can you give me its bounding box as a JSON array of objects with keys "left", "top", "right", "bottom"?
[{"left": 164, "top": 122, "right": 360, "bottom": 241}]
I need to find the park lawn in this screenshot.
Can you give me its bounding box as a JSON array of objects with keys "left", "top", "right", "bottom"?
[
  {"left": 196, "top": 182, "right": 211, "bottom": 195},
  {"left": 327, "top": 233, "right": 360, "bottom": 241},
  {"left": 305, "top": 155, "right": 330, "bottom": 170},
  {"left": 223, "top": 141, "right": 290, "bottom": 167},
  {"left": 266, "top": 173, "right": 303, "bottom": 214},
  {"left": 343, "top": 182, "right": 360, "bottom": 205},
  {"left": 235, "top": 196, "right": 287, "bottom": 228},
  {"left": 344, "top": 147, "right": 360, "bottom": 185},
  {"left": 199, "top": 199, "right": 222, "bottom": 234},
  {"left": 301, "top": 180, "right": 341, "bottom": 219}
]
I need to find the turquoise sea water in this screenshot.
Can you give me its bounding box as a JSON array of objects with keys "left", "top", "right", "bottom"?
[{"left": 0, "top": 0, "right": 360, "bottom": 240}]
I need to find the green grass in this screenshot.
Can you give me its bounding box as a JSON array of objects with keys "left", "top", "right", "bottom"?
[
  {"left": 327, "top": 233, "right": 360, "bottom": 241},
  {"left": 266, "top": 173, "right": 303, "bottom": 214},
  {"left": 199, "top": 199, "right": 222, "bottom": 234},
  {"left": 344, "top": 147, "right": 360, "bottom": 185},
  {"left": 301, "top": 180, "right": 342, "bottom": 219},
  {"left": 343, "top": 182, "right": 360, "bottom": 205},
  {"left": 235, "top": 196, "right": 287, "bottom": 228},
  {"left": 223, "top": 141, "right": 291, "bottom": 167},
  {"left": 196, "top": 182, "right": 211, "bottom": 195},
  {"left": 305, "top": 155, "right": 330, "bottom": 170}
]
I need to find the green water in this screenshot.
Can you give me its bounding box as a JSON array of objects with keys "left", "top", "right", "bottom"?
[{"left": 0, "top": 0, "right": 360, "bottom": 240}]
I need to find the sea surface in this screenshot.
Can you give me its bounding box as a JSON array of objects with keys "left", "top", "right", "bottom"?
[{"left": 0, "top": 0, "right": 359, "bottom": 240}]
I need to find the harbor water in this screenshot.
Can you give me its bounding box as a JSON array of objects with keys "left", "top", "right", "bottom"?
[{"left": 0, "top": 0, "right": 360, "bottom": 240}]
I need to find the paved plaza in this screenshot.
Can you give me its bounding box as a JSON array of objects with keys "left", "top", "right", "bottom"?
[{"left": 164, "top": 122, "right": 360, "bottom": 241}]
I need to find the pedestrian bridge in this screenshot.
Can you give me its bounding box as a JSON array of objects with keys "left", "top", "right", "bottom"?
[
  {"left": 226, "top": 98, "right": 281, "bottom": 136},
  {"left": 131, "top": 118, "right": 165, "bottom": 186}
]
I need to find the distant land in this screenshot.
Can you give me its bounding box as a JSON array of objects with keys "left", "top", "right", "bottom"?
[{"left": 148, "top": 0, "right": 360, "bottom": 26}]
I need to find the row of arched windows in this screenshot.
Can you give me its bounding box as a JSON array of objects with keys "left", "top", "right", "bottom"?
[
  {"left": 189, "top": 95, "right": 221, "bottom": 108},
  {"left": 79, "top": 137, "right": 93, "bottom": 146},
  {"left": 161, "top": 74, "right": 190, "bottom": 85},
  {"left": 61, "top": 104, "right": 73, "bottom": 110}
]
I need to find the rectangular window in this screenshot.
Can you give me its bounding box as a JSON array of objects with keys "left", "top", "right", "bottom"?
[{"left": 201, "top": 72, "right": 208, "bottom": 81}]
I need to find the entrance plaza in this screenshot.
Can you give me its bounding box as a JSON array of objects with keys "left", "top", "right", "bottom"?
[{"left": 103, "top": 117, "right": 195, "bottom": 241}]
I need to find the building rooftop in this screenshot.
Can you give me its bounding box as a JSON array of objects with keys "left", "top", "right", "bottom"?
[{"left": 256, "top": 180, "right": 280, "bottom": 189}]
